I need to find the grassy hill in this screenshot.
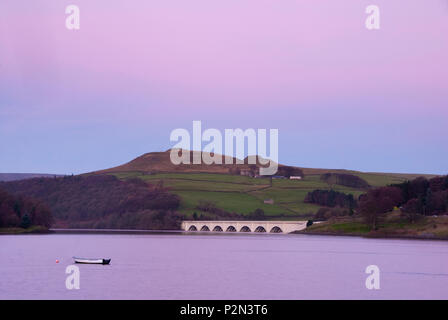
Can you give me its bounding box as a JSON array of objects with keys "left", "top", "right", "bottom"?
[{"left": 93, "top": 150, "right": 437, "bottom": 220}]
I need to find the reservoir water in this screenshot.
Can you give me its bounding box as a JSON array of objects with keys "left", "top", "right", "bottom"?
[{"left": 1, "top": 233, "right": 447, "bottom": 299}]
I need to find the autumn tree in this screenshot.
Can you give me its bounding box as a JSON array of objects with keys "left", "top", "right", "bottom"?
[
  {"left": 358, "top": 186, "right": 403, "bottom": 230},
  {"left": 401, "top": 198, "right": 422, "bottom": 223}
]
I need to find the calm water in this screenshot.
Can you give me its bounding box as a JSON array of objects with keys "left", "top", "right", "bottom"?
[{"left": 1, "top": 233, "right": 447, "bottom": 299}]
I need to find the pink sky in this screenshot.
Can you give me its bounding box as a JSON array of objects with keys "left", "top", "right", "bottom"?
[{"left": 0, "top": 0, "right": 447, "bottom": 174}]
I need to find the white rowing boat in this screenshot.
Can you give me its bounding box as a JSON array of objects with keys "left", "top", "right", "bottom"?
[{"left": 73, "top": 257, "right": 111, "bottom": 265}]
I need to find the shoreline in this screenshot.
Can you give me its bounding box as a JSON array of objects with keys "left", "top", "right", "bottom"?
[
  {"left": 0, "top": 226, "right": 53, "bottom": 235},
  {"left": 50, "top": 228, "right": 182, "bottom": 235},
  {"left": 48, "top": 228, "right": 296, "bottom": 236},
  {"left": 293, "top": 230, "right": 448, "bottom": 241},
  {"left": 297, "top": 215, "right": 448, "bottom": 241},
  {"left": 1, "top": 226, "right": 447, "bottom": 241}
]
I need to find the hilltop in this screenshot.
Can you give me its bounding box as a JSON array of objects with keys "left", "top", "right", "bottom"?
[
  {"left": 93, "top": 149, "right": 434, "bottom": 181},
  {"left": 93, "top": 149, "right": 278, "bottom": 175}
]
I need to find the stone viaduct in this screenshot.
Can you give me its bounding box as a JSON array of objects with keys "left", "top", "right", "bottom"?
[{"left": 181, "top": 220, "right": 309, "bottom": 234}]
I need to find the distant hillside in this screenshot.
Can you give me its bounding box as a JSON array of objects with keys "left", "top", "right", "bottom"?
[
  {"left": 1, "top": 150, "right": 441, "bottom": 230},
  {"left": 1, "top": 175, "right": 181, "bottom": 229},
  {"left": 0, "top": 173, "right": 63, "bottom": 182}
]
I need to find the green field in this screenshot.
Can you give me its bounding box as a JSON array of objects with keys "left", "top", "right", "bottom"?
[{"left": 109, "top": 170, "right": 417, "bottom": 219}]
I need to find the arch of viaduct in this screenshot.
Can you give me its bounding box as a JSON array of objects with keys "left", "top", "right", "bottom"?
[{"left": 181, "top": 220, "right": 309, "bottom": 234}]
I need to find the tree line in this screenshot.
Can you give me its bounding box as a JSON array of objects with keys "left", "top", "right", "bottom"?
[
  {"left": 0, "top": 175, "right": 181, "bottom": 230},
  {"left": 305, "top": 189, "right": 356, "bottom": 220},
  {"left": 307, "top": 175, "right": 448, "bottom": 228},
  {"left": 305, "top": 189, "right": 356, "bottom": 209},
  {"left": 358, "top": 175, "right": 448, "bottom": 228},
  {"left": 320, "top": 173, "right": 370, "bottom": 189}
]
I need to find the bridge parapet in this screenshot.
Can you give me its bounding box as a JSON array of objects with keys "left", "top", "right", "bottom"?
[{"left": 181, "top": 220, "right": 309, "bottom": 234}]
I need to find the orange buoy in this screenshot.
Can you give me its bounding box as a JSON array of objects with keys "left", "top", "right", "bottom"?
[{"left": 56, "top": 259, "right": 59, "bottom": 263}]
